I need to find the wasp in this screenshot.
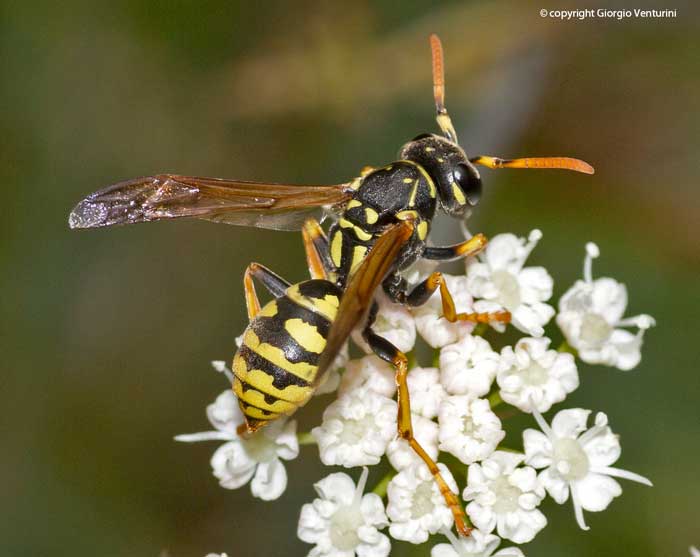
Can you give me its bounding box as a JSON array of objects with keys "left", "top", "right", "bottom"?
[{"left": 68, "top": 35, "right": 594, "bottom": 536}]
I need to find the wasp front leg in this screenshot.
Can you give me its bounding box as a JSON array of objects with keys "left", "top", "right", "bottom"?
[{"left": 362, "top": 305, "right": 472, "bottom": 537}]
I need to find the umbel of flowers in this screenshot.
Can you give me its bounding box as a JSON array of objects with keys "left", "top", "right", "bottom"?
[{"left": 179, "top": 231, "right": 654, "bottom": 557}]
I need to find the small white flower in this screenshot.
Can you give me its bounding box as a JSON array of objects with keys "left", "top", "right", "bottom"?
[
  {"left": 438, "top": 396, "right": 504, "bottom": 465},
  {"left": 690, "top": 546, "right": 700, "bottom": 557},
  {"left": 523, "top": 407, "right": 652, "bottom": 530},
  {"left": 315, "top": 343, "right": 349, "bottom": 396},
  {"left": 338, "top": 355, "right": 397, "bottom": 399},
  {"left": 387, "top": 462, "right": 458, "bottom": 544},
  {"left": 412, "top": 274, "right": 477, "bottom": 347},
  {"left": 175, "top": 390, "right": 299, "bottom": 501},
  {"left": 556, "top": 243, "right": 655, "bottom": 370},
  {"left": 497, "top": 337, "right": 579, "bottom": 413},
  {"left": 466, "top": 230, "right": 554, "bottom": 337},
  {"left": 431, "top": 529, "right": 524, "bottom": 557},
  {"left": 312, "top": 388, "right": 396, "bottom": 467},
  {"left": 298, "top": 467, "right": 391, "bottom": 557},
  {"left": 205, "top": 553, "right": 228, "bottom": 557},
  {"left": 352, "top": 291, "right": 416, "bottom": 354},
  {"left": 407, "top": 366, "right": 447, "bottom": 419},
  {"left": 463, "top": 451, "right": 547, "bottom": 543},
  {"left": 440, "top": 335, "right": 500, "bottom": 398},
  {"left": 386, "top": 413, "right": 439, "bottom": 471}
]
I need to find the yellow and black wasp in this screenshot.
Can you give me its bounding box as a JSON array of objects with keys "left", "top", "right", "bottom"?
[{"left": 68, "top": 35, "right": 594, "bottom": 536}]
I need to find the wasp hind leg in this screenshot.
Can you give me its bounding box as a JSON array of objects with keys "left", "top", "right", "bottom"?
[
  {"left": 363, "top": 305, "right": 472, "bottom": 537},
  {"left": 242, "top": 262, "right": 291, "bottom": 320},
  {"left": 422, "top": 232, "right": 487, "bottom": 262}
]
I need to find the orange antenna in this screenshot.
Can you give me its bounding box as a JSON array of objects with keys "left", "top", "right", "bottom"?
[
  {"left": 429, "top": 34, "right": 458, "bottom": 143},
  {"left": 470, "top": 155, "right": 595, "bottom": 175}
]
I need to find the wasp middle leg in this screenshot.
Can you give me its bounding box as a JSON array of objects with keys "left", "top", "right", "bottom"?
[{"left": 363, "top": 303, "right": 472, "bottom": 536}]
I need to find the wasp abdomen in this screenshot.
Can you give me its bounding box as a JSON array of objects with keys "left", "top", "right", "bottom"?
[{"left": 232, "top": 280, "right": 341, "bottom": 431}]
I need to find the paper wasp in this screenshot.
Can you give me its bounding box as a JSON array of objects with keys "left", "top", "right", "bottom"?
[{"left": 68, "top": 35, "right": 594, "bottom": 536}]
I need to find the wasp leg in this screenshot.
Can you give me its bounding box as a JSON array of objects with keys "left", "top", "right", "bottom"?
[
  {"left": 302, "top": 218, "right": 335, "bottom": 279},
  {"left": 470, "top": 155, "right": 594, "bottom": 175},
  {"left": 243, "top": 262, "right": 291, "bottom": 320},
  {"left": 423, "top": 233, "right": 487, "bottom": 262},
  {"left": 404, "top": 272, "right": 511, "bottom": 325},
  {"left": 362, "top": 314, "right": 471, "bottom": 536}
]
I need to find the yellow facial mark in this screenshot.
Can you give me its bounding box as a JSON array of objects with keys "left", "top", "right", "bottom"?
[
  {"left": 451, "top": 181, "right": 467, "bottom": 205},
  {"left": 285, "top": 318, "right": 326, "bottom": 354},
  {"left": 347, "top": 199, "right": 362, "bottom": 210},
  {"left": 340, "top": 218, "right": 372, "bottom": 241},
  {"left": 257, "top": 300, "right": 278, "bottom": 318},
  {"left": 351, "top": 245, "right": 368, "bottom": 274},
  {"left": 330, "top": 231, "right": 343, "bottom": 267},
  {"left": 417, "top": 221, "right": 428, "bottom": 240},
  {"left": 242, "top": 329, "right": 318, "bottom": 382},
  {"left": 364, "top": 207, "right": 378, "bottom": 224}
]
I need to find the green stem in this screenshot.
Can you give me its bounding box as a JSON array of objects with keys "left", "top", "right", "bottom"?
[
  {"left": 372, "top": 471, "right": 396, "bottom": 498},
  {"left": 557, "top": 340, "right": 578, "bottom": 357},
  {"left": 488, "top": 390, "right": 503, "bottom": 409},
  {"left": 432, "top": 349, "right": 440, "bottom": 368},
  {"left": 472, "top": 323, "right": 488, "bottom": 337},
  {"left": 297, "top": 432, "right": 316, "bottom": 446}
]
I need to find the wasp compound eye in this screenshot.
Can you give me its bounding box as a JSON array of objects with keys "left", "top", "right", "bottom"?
[{"left": 454, "top": 163, "right": 482, "bottom": 206}]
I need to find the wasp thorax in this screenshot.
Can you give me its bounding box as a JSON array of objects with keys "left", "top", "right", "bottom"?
[{"left": 399, "top": 134, "right": 482, "bottom": 217}]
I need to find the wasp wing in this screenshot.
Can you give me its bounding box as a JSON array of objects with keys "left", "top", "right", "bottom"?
[
  {"left": 68, "top": 174, "right": 353, "bottom": 231},
  {"left": 315, "top": 221, "right": 415, "bottom": 379}
]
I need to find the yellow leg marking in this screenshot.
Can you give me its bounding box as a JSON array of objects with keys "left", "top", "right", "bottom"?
[
  {"left": 471, "top": 155, "right": 594, "bottom": 175},
  {"left": 426, "top": 272, "right": 511, "bottom": 324},
  {"left": 455, "top": 233, "right": 488, "bottom": 257},
  {"left": 393, "top": 352, "right": 472, "bottom": 537},
  {"left": 330, "top": 230, "right": 343, "bottom": 268},
  {"left": 243, "top": 264, "right": 262, "bottom": 320},
  {"left": 302, "top": 219, "right": 328, "bottom": 280}
]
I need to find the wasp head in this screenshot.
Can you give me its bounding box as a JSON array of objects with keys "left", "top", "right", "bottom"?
[{"left": 399, "top": 133, "right": 482, "bottom": 217}]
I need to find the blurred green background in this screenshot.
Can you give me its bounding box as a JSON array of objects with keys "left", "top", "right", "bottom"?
[{"left": 2, "top": 1, "right": 698, "bottom": 555}]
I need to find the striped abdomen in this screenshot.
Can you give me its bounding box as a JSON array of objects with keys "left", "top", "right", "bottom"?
[{"left": 232, "top": 280, "right": 341, "bottom": 432}]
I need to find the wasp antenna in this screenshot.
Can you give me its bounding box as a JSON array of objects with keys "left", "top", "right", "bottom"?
[
  {"left": 430, "top": 34, "right": 458, "bottom": 143},
  {"left": 470, "top": 156, "right": 595, "bottom": 175}
]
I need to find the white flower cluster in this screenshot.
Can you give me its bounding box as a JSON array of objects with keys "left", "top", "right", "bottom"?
[{"left": 178, "top": 232, "right": 655, "bottom": 556}]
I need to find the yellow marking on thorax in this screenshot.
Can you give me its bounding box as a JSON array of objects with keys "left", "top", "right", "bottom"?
[
  {"left": 408, "top": 179, "right": 420, "bottom": 207},
  {"left": 330, "top": 230, "right": 343, "bottom": 267},
  {"left": 285, "top": 318, "right": 326, "bottom": 354},
  {"left": 233, "top": 378, "right": 297, "bottom": 414},
  {"left": 242, "top": 328, "right": 318, "bottom": 382},
  {"left": 257, "top": 300, "right": 278, "bottom": 318},
  {"left": 400, "top": 159, "right": 436, "bottom": 198},
  {"left": 286, "top": 284, "right": 339, "bottom": 321},
  {"left": 425, "top": 147, "right": 435, "bottom": 152},
  {"left": 340, "top": 218, "right": 372, "bottom": 241},
  {"left": 396, "top": 210, "right": 418, "bottom": 221},
  {"left": 233, "top": 353, "right": 311, "bottom": 404},
  {"left": 350, "top": 244, "right": 368, "bottom": 274},
  {"left": 417, "top": 220, "right": 428, "bottom": 240},
  {"left": 451, "top": 181, "right": 466, "bottom": 205},
  {"left": 347, "top": 199, "right": 362, "bottom": 210},
  {"left": 364, "top": 207, "right": 378, "bottom": 224},
  {"left": 360, "top": 166, "right": 375, "bottom": 177},
  {"left": 402, "top": 177, "right": 413, "bottom": 184},
  {"left": 437, "top": 157, "right": 445, "bottom": 163},
  {"left": 349, "top": 177, "right": 362, "bottom": 190}
]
